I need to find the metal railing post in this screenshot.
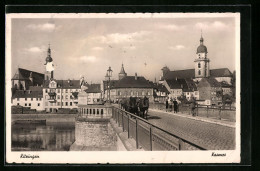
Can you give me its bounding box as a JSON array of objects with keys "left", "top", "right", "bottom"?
[
  {"left": 197, "top": 104, "right": 199, "bottom": 116},
  {"left": 178, "top": 138, "right": 182, "bottom": 150},
  {"left": 128, "top": 114, "right": 130, "bottom": 138},
  {"left": 206, "top": 106, "right": 209, "bottom": 118},
  {"left": 122, "top": 111, "right": 124, "bottom": 131},
  {"left": 136, "top": 118, "right": 139, "bottom": 149},
  {"left": 149, "top": 126, "right": 153, "bottom": 151}
]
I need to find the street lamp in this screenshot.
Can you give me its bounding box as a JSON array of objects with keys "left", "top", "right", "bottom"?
[{"left": 106, "top": 66, "right": 113, "bottom": 104}]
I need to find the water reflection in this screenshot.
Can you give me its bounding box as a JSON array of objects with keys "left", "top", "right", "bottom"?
[{"left": 12, "top": 122, "right": 75, "bottom": 151}]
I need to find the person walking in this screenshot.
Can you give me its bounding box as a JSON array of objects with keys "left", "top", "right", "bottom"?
[
  {"left": 191, "top": 98, "right": 196, "bottom": 116},
  {"left": 173, "top": 98, "right": 178, "bottom": 113},
  {"left": 165, "top": 98, "right": 169, "bottom": 112}
]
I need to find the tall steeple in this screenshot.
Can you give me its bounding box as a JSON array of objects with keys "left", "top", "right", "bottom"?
[
  {"left": 118, "top": 63, "right": 127, "bottom": 80},
  {"left": 194, "top": 33, "right": 210, "bottom": 78},
  {"left": 44, "top": 43, "right": 54, "bottom": 80}
]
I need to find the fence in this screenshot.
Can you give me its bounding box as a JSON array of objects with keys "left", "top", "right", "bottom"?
[
  {"left": 112, "top": 106, "right": 207, "bottom": 151},
  {"left": 149, "top": 103, "right": 236, "bottom": 122}
]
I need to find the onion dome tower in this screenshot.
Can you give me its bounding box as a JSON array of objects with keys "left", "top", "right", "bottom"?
[
  {"left": 194, "top": 32, "right": 210, "bottom": 78},
  {"left": 44, "top": 44, "right": 55, "bottom": 80},
  {"left": 118, "top": 63, "right": 127, "bottom": 80}
]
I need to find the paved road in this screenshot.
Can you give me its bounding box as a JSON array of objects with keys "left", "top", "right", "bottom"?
[{"left": 146, "top": 110, "right": 235, "bottom": 150}]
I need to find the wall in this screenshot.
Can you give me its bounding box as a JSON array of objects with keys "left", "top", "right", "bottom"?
[{"left": 12, "top": 97, "right": 44, "bottom": 111}]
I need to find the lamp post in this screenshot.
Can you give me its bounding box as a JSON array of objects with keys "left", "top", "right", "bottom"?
[{"left": 106, "top": 66, "right": 113, "bottom": 104}]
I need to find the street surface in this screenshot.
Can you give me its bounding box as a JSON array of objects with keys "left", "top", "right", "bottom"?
[{"left": 146, "top": 109, "right": 235, "bottom": 150}]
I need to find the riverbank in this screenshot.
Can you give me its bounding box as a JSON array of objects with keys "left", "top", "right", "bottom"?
[{"left": 12, "top": 114, "right": 77, "bottom": 124}]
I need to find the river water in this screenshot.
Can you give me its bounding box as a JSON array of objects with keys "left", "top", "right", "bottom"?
[{"left": 12, "top": 122, "right": 75, "bottom": 151}]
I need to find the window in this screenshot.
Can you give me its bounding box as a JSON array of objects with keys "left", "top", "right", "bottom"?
[
  {"left": 187, "top": 92, "right": 189, "bottom": 95},
  {"left": 65, "top": 89, "right": 68, "bottom": 93},
  {"left": 25, "top": 103, "right": 27, "bottom": 106},
  {"left": 25, "top": 98, "right": 27, "bottom": 101},
  {"left": 45, "top": 89, "right": 48, "bottom": 93},
  {"left": 29, "top": 103, "right": 31, "bottom": 106},
  {"left": 70, "top": 102, "right": 72, "bottom": 106},
  {"left": 17, "top": 103, "right": 19, "bottom": 106},
  {"left": 17, "top": 98, "right": 19, "bottom": 101},
  {"left": 38, "top": 103, "right": 40, "bottom": 106},
  {"left": 57, "top": 102, "right": 60, "bottom": 106},
  {"left": 118, "top": 91, "right": 121, "bottom": 96},
  {"left": 31, "top": 98, "right": 33, "bottom": 101},
  {"left": 198, "top": 70, "right": 201, "bottom": 75},
  {"left": 57, "top": 95, "right": 60, "bottom": 99},
  {"left": 93, "top": 109, "right": 95, "bottom": 114},
  {"left": 57, "top": 89, "right": 60, "bottom": 93},
  {"left": 198, "top": 63, "right": 201, "bottom": 68},
  {"left": 65, "top": 95, "right": 68, "bottom": 99},
  {"left": 66, "top": 102, "right": 68, "bottom": 106}
]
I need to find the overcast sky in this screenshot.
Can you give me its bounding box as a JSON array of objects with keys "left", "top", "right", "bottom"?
[{"left": 11, "top": 16, "right": 237, "bottom": 83}]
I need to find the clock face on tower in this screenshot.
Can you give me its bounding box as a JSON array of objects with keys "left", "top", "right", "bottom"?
[{"left": 46, "top": 62, "right": 54, "bottom": 72}]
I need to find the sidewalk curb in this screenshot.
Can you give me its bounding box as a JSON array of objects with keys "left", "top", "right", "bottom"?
[{"left": 150, "top": 109, "right": 236, "bottom": 128}]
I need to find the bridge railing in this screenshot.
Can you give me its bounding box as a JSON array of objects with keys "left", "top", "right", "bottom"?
[
  {"left": 149, "top": 103, "right": 236, "bottom": 122},
  {"left": 112, "top": 106, "right": 207, "bottom": 151}
]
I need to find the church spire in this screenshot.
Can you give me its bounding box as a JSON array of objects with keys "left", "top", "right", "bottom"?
[
  {"left": 200, "top": 30, "right": 204, "bottom": 45},
  {"left": 118, "top": 63, "right": 127, "bottom": 80}
]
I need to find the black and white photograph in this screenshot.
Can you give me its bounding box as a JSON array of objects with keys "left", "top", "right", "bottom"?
[{"left": 5, "top": 13, "right": 240, "bottom": 163}]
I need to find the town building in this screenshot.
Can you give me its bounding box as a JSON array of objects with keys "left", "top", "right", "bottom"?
[
  {"left": 159, "top": 34, "right": 233, "bottom": 104},
  {"left": 150, "top": 82, "right": 169, "bottom": 103},
  {"left": 11, "top": 86, "right": 44, "bottom": 111},
  {"left": 42, "top": 79, "right": 82, "bottom": 113},
  {"left": 12, "top": 68, "right": 44, "bottom": 91},
  {"left": 197, "top": 77, "right": 223, "bottom": 105}
]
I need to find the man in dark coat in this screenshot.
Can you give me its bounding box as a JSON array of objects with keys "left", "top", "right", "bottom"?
[{"left": 173, "top": 98, "right": 178, "bottom": 113}]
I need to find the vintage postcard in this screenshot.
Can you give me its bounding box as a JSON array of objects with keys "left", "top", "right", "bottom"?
[{"left": 5, "top": 13, "right": 240, "bottom": 164}]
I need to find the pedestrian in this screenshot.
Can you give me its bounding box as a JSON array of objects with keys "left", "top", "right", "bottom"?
[
  {"left": 165, "top": 98, "right": 169, "bottom": 112},
  {"left": 191, "top": 98, "right": 196, "bottom": 116},
  {"left": 169, "top": 98, "right": 173, "bottom": 112},
  {"left": 173, "top": 98, "right": 178, "bottom": 113}
]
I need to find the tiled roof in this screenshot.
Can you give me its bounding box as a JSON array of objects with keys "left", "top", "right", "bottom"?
[
  {"left": 154, "top": 83, "right": 169, "bottom": 93},
  {"left": 29, "top": 86, "right": 43, "bottom": 91},
  {"left": 198, "top": 77, "right": 222, "bottom": 87},
  {"left": 12, "top": 90, "right": 43, "bottom": 98},
  {"left": 43, "top": 79, "right": 81, "bottom": 89},
  {"left": 114, "top": 76, "right": 152, "bottom": 88},
  {"left": 103, "top": 80, "right": 119, "bottom": 90},
  {"left": 12, "top": 68, "right": 44, "bottom": 86},
  {"left": 185, "top": 79, "right": 198, "bottom": 91},
  {"left": 85, "top": 84, "right": 101, "bottom": 93},
  {"left": 210, "top": 68, "right": 232, "bottom": 77},
  {"left": 165, "top": 79, "right": 182, "bottom": 89},
  {"left": 162, "top": 68, "right": 232, "bottom": 80},
  {"left": 163, "top": 69, "right": 195, "bottom": 80},
  {"left": 220, "top": 81, "right": 233, "bottom": 88}
]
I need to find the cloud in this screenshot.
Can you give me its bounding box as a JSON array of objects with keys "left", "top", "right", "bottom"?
[
  {"left": 195, "top": 21, "right": 229, "bottom": 31},
  {"left": 169, "top": 45, "right": 185, "bottom": 50},
  {"left": 27, "top": 23, "right": 58, "bottom": 32},
  {"left": 23, "top": 46, "right": 46, "bottom": 53},
  {"left": 158, "top": 24, "right": 186, "bottom": 31},
  {"left": 77, "top": 56, "right": 97, "bottom": 63},
  {"left": 92, "top": 47, "right": 103, "bottom": 51},
  {"left": 92, "top": 31, "right": 151, "bottom": 44}
]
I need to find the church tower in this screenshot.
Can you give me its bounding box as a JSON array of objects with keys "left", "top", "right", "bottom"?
[
  {"left": 118, "top": 63, "right": 127, "bottom": 80},
  {"left": 44, "top": 44, "right": 55, "bottom": 80},
  {"left": 194, "top": 33, "right": 210, "bottom": 78}
]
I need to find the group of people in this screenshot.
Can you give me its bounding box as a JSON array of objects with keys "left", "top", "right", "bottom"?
[{"left": 165, "top": 98, "right": 179, "bottom": 113}]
